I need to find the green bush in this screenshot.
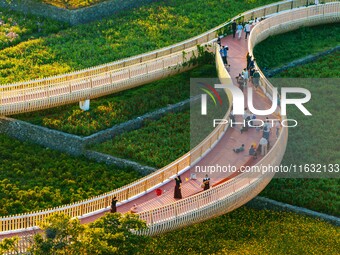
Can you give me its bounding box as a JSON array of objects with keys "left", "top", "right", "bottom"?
[{"left": 0, "top": 134, "right": 141, "bottom": 216}]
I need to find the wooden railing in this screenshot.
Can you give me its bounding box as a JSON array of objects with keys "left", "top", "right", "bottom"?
[
  {"left": 1, "top": 0, "right": 339, "bottom": 237},
  {"left": 135, "top": 1, "right": 339, "bottom": 235}
]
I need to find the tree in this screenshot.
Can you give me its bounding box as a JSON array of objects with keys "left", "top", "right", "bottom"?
[{"left": 0, "top": 212, "right": 149, "bottom": 254}]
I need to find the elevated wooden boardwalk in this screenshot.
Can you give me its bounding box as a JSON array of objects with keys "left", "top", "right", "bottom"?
[{"left": 0, "top": 3, "right": 339, "bottom": 251}]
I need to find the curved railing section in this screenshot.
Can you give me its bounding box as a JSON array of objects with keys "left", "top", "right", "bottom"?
[
  {"left": 0, "top": 1, "right": 339, "bottom": 235},
  {"left": 137, "top": 2, "right": 339, "bottom": 235}
]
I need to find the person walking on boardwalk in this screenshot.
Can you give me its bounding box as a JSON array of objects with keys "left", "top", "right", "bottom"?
[
  {"left": 259, "top": 137, "right": 268, "bottom": 156},
  {"left": 232, "top": 20, "right": 237, "bottom": 38},
  {"left": 202, "top": 174, "right": 211, "bottom": 190},
  {"left": 244, "top": 22, "right": 251, "bottom": 39},
  {"left": 174, "top": 175, "right": 182, "bottom": 199},
  {"left": 220, "top": 46, "right": 227, "bottom": 65},
  {"left": 110, "top": 196, "right": 118, "bottom": 213},
  {"left": 252, "top": 69, "right": 260, "bottom": 90},
  {"left": 237, "top": 23, "right": 243, "bottom": 39}
]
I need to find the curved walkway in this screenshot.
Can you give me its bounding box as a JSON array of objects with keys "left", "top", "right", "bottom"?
[
  {"left": 1, "top": 1, "right": 339, "bottom": 243},
  {"left": 0, "top": 28, "right": 277, "bottom": 238}
]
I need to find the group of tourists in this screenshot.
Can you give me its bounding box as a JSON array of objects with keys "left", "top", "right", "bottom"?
[{"left": 174, "top": 174, "right": 210, "bottom": 199}]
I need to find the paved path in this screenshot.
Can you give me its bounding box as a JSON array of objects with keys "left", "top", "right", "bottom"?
[
  {"left": 81, "top": 31, "right": 279, "bottom": 223},
  {"left": 1, "top": 27, "right": 280, "bottom": 238}
]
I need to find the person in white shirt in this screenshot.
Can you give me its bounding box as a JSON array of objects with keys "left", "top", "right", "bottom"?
[
  {"left": 237, "top": 23, "right": 243, "bottom": 39},
  {"left": 245, "top": 23, "right": 251, "bottom": 39},
  {"left": 259, "top": 137, "right": 268, "bottom": 156}
]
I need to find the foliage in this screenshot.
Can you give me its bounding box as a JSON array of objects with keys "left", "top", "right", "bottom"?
[
  {"left": 15, "top": 64, "right": 216, "bottom": 136},
  {"left": 139, "top": 207, "right": 340, "bottom": 254},
  {"left": 40, "top": 0, "right": 107, "bottom": 9},
  {"left": 0, "top": 236, "right": 19, "bottom": 255},
  {"left": 0, "top": 134, "right": 141, "bottom": 216},
  {"left": 93, "top": 111, "right": 191, "bottom": 168},
  {"left": 0, "top": 7, "right": 68, "bottom": 50},
  {"left": 2, "top": 208, "right": 338, "bottom": 254},
  {"left": 253, "top": 23, "right": 340, "bottom": 69},
  {"left": 0, "top": 213, "right": 149, "bottom": 255},
  {"left": 0, "top": 0, "right": 277, "bottom": 84},
  {"left": 260, "top": 52, "right": 340, "bottom": 216}
]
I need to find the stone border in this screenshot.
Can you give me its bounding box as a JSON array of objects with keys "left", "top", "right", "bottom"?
[
  {"left": 83, "top": 150, "right": 156, "bottom": 175},
  {"left": 264, "top": 46, "right": 340, "bottom": 77},
  {"left": 0, "top": 97, "right": 193, "bottom": 173},
  {"left": 0, "top": 0, "right": 162, "bottom": 25},
  {"left": 247, "top": 196, "right": 340, "bottom": 226}
]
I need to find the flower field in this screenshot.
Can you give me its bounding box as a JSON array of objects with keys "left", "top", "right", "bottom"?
[
  {"left": 0, "top": 7, "right": 68, "bottom": 50},
  {"left": 0, "top": 134, "right": 141, "bottom": 216}
]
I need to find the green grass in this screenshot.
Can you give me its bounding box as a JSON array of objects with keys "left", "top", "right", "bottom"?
[
  {"left": 253, "top": 23, "right": 340, "bottom": 70},
  {"left": 259, "top": 51, "right": 340, "bottom": 216},
  {"left": 0, "top": 7, "right": 68, "bottom": 51},
  {"left": 0, "top": 134, "right": 141, "bottom": 216},
  {"left": 14, "top": 64, "right": 216, "bottom": 136},
  {"left": 0, "top": 0, "right": 277, "bottom": 85},
  {"left": 92, "top": 111, "right": 191, "bottom": 168},
  {"left": 139, "top": 207, "right": 340, "bottom": 255}
]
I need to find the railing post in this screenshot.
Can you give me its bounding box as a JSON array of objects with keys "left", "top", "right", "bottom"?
[
  {"left": 144, "top": 180, "right": 148, "bottom": 192},
  {"left": 161, "top": 171, "right": 165, "bottom": 183},
  {"left": 149, "top": 210, "right": 153, "bottom": 224}
]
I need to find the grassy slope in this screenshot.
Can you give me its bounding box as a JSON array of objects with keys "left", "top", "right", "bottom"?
[
  {"left": 259, "top": 51, "right": 340, "bottom": 216},
  {"left": 139, "top": 207, "right": 340, "bottom": 255},
  {"left": 92, "top": 111, "right": 191, "bottom": 168},
  {"left": 0, "top": 0, "right": 277, "bottom": 84},
  {"left": 0, "top": 134, "right": 141, "bottom": 215},
  {"left": 253, "top": 23, "right": 340, "bottom": 69}
]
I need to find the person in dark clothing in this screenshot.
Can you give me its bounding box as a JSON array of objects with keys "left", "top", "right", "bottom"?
[
  {"left": 232, "top": 20, "right": 237, "bottom": 38},
  {"left": 110, "top": 196, "right": 118, "bottom": 213},
  {"left": 202, "top": 174, "right": 210, "bottom": 190},
  {"left": 249, "top": 145, "right": 257, "bottom": 159},
  {"left": 174, "top": 175, "right": 182, "bottom": 199},
  {"left": 246, "top": 53, "right": 252, "bottom": 70}
]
